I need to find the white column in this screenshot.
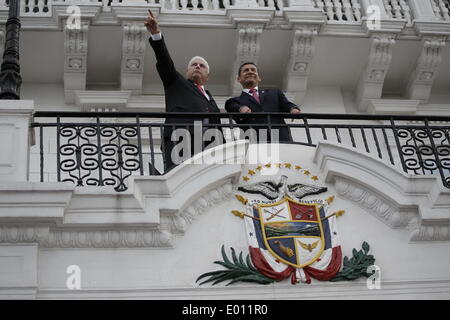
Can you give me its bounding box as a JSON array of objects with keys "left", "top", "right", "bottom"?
[{"left": 0, "top": 100, "right": 34, "bottom": 182}]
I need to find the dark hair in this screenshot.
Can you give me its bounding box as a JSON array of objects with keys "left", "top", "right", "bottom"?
[{"left": 238, "top": 62, "right": 257, "bottom": 76}]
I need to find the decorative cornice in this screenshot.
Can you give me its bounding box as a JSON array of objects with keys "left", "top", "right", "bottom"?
[
  {"left": 74, "top": 90, "right": 132, "bottom": 111},
  {"left": 0, "top": 142, "right": 247, "bottom": 248},
  {"left": 111, "top": 3, "right": 160, "bottom": 22},
  {"left": 362, "top": 17, "right": 406, "bottom": 35},
  {"left": 408, "top": 220, "right": 450, "bottom": 241},
  {"left": 314, "top": 141, "right": 450, "bottom": 241},
  {"left": 367, "top": 99, "right": 420, "bottom": 114},
  {"left": 0, "top": 225, "right": 49, "bottom": 244},
  {"left": 413, "top": 20, "right": 450, "bottom": 36},
  {"left": 334, "top": 176, "right": 414, "bottom": 228},
  {"left": 283, "top": 6, "right": 326, "bottom": 27},
  {"left": 40, "top": 228, "right": 173, "bottom": 248},
  {"left": 226, "top": 6, "right": 275, "bottom": 27},
  {"left": 165, "top": 181, "right": 234, "bottom": 235}
]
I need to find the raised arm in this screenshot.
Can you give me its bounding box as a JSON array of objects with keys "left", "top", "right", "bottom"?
[{"left": 145, "top": 9, "right": 177, "bottom": 86}]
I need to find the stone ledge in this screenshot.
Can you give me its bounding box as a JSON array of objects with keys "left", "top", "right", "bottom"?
[
  {"left": 33, "top": 278, "right": 450, "bottom": 299},
  {"left": 313, "top": 141, "right": 450, "bottom": 241}
]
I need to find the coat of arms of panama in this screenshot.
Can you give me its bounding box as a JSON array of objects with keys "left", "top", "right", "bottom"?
[{"left": 197, "top": 163, "right": 376, "bottom": 285}]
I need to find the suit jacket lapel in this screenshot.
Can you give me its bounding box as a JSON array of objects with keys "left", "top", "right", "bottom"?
[
  {"left": 240, "top": 91, "right": 262, "bottom": 110},
  {"left": 259, "top": 89, "right": 265, "bottom": 105},
  {"left": 205, "top": 89, "right": 220, "bottom": 112},
  {"left": 188, "top": 79, "right": 209, "bottom": 101}
]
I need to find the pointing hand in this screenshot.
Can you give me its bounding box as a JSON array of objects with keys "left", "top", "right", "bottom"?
[{"left": 144, "top": 9, "right": 160, "bottom": 35}]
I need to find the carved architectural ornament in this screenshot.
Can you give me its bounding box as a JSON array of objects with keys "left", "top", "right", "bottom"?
[
  {"left": 366, "top": 33, "right": 396, "bottom": 80},
  {"left": 334, "top": 177, "right": 413, "bottom": 229},
  {"left": 41, "top": 229, "right": 174, "bottom": 248},
  {"left": 165, "top": 181, "right": 234, "bottom": 235},
  {"left": 0, "top": 181, "right": 234, "bottom": 249},
  {"left": 120, "top": 21, "right": 148, "bottom": 93},
  {"left": 287, "top": 25, "right": 318, "bottom": 76},
  {"left": 283, "top": 24, "right": 319, "bottom": 103},
  {"left": 407, "top": 36, "right": 447, "bottom": 102},
  {"left": 122, "top": 22, "right": 147, "bottom": 74},
  {"left": 64, "top": 22, "right": 89, "bottom": 73},
  {"left": 356, "top": 33, "right": 397, "bottom": 111},
  {"left": 314, "top": 141, "right": 450, "bottom": 242},
  {"left": 63, "top": 21, "right": 89, "bottom": 103},
  {"left": 231, "top": 23, "right": 265, "bottom": 95}
]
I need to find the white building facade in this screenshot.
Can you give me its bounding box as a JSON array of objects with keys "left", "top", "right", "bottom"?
[{"left": 0, "top": 0, "right": 450, "bottom": 299}]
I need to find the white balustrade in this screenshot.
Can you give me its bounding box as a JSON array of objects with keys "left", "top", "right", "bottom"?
[
  {"left": 20, "top": 0, "right": 51, "bottom": 15},
  {"left": 431, "top": 0, "right": 450, "bottom": 20},
  {"left": 252, "top": 0, "right": 282, "bottom": 9},
  {"left": 314, "top": 0, "right": 362, "bottom": 22},
  {"left": 0, "top": 0, "right": 443, "bottom": 28},
  {"left": 383, "top": 0, "right": 413, "bottom": 25},
  {"left": 161, "top": 0, "right": 225, "bottom": 11}
]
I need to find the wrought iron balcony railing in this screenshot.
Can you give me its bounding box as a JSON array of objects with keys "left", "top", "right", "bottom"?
[{"left": 31, "top": 111, "right": 450, "bottom": 192}]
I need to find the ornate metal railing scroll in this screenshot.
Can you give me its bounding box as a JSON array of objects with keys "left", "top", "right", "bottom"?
[{"left": 31, "top": 112, "right": 450, "bottom": 191}]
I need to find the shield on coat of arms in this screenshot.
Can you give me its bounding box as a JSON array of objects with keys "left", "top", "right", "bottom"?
[{"left": 258, "top": 197, "right": 325, "bottom": 269}]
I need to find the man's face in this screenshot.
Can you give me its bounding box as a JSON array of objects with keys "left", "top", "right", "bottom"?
[
  {"left": 186, "top": 58, "right": 209, "bottom": 85},
  {"left": 237, "top": 64, "right": 261, "bottom": 89}
]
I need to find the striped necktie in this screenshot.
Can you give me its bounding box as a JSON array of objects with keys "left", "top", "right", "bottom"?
[
  {"left": 249, "top": 88, "right": 260, "bottom": 103},
  {"left": 196, "top": 84, "right": 207, "bottom": 98}
]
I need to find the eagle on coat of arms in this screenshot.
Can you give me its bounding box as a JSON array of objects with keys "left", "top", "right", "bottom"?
[{"left": 197, "top": 163, "right": 376, "bottom": 286}]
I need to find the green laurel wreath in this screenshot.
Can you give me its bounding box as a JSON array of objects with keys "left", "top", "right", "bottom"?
[
  {"left": 196, "top": 245, "right": 275, "bottom": 286},
  {"left": 330, "top": 241, "right": 376, "bottom": 282}
]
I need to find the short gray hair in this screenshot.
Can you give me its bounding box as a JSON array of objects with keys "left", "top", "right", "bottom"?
[{"left": 188, "top": 56, "right": 210, "bottom": 73}]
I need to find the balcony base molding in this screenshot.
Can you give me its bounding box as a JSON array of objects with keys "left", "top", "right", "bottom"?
[
  {"left": 0, "top": 141, "right": 248, "bottom": 249},
  {"left": 227, "top": 7, "right": 275, "bottom": 27},
  {"left": 32, "top": 278, "right": 450, "bottom": 299},
  {"left": 74, "top": 90, "right": 132, "bottom": 111},
  {"left": 413, "top": 20, "right": 450, "bottom": 36},
  {"left": 367, "top": 99, "right": 420, "bottom": 114},
  {"left": 314, "top": 141, "right": 450, "bottom": 242},
  {"left": 283, "top": 7, "right": 326, "bottom": 27}
]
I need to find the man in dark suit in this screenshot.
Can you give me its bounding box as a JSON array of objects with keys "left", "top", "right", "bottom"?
[
  {"left": 225, "top": 62, "right": 301, "bottom": 143},
  {"left": 145, "top": 10, "right": 222, "bottom": 172}
]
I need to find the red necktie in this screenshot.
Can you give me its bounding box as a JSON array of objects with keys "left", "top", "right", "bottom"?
[
  {"left": 196, "top": 84, "right": 207, "bottom": 98},
  {"left": 249, "top": 88, "right": 260, "bottom": 103}
]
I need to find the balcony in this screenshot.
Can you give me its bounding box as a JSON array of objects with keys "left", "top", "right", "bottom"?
[
  {"left": 1, "top": 1, "right": 450, "bottom": 299},
  {"left": 29, "top": 111, "right": 450, "bottom": 191}
]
